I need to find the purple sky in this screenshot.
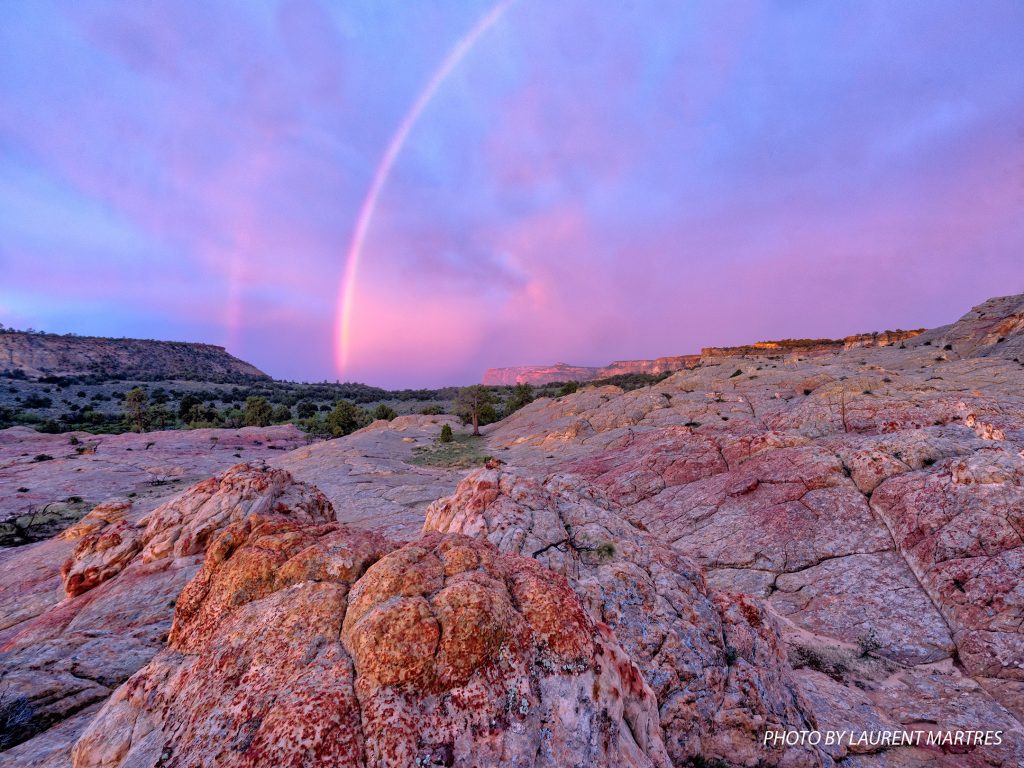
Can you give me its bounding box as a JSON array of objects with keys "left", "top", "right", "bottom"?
[{"left": 1, "top": 1, "right": 1023, "bottom": 387}]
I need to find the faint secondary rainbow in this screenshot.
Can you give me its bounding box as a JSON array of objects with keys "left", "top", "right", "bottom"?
[{"left": 333, "top": 0, "right": 516, "bottom": 377}]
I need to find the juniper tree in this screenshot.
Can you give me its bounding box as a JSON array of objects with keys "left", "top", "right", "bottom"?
[{"left": 454, "top": 385, "right": 496, "bottom": 436}]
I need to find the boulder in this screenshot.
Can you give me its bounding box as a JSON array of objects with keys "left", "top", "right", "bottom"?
[{"left": 72, "top": 525, "right": 670, "bottom": 768}]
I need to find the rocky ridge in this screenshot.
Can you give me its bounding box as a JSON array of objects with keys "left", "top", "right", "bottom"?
[
  {"left": 482, "top": 330, "right": 926, "bottom": 386},
  {"left": 0, "top": 331, "right": 268, "bottom": 382},
  {"left": 700, "top": 329, "right": 925, "bottom": 359}
]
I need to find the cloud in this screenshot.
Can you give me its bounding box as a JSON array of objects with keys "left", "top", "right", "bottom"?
[{"left": 1, "top": 0, "right": 1022, "bottom": 386}]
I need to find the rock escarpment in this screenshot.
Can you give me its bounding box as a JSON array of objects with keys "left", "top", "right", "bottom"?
[
  {"left": 481, "top": 329, "right": 926, "bottom": 386},
  {"left": 700, "top": 329, "right": 924, "bottom": 359}
]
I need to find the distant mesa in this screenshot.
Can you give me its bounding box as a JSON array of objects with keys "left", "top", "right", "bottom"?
[
  {"left": 482, "top": 329, "right": 925, "bottom": 385},
  {"left": 482, "top": 355, "right": 700, "bottom": 386},
  {"left": 0, "top": 329, "right": 268, "bottom": 383}
]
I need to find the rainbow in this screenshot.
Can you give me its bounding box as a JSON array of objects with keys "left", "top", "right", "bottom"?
[{"left": 333, "top": 0, "right": 517, "bottom": 377}]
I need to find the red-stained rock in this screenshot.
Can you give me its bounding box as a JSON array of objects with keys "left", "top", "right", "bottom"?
[
  {"left": 58, "top": 499, "right": 133, "bottom": 542},
  {"left": 8, "top": 293, "right": 1024, "bottom": 767},
  {"left": 57, "top": 461, "right": 333, "bottom": 600},
  {"left": 60, "top": 519, "right": 142, "bottom": 598},
  {"left": 72, "top": 527, "right": 670, "bottom": 768},
  {"left": 425, "top": 467, "right": 826, "bottom": 767},
  {"left": 140, "top": 460, "right": 334, "bottom": 563},
  {"left": 1, "top": 463, "right": 338, "bottom": 760}
]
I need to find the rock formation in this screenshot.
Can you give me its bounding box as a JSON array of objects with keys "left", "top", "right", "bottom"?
[
  {"left": 424, "top": 468, "right": 826, "bottom": 767},
  {"left": 0, "top": 463, "right": 334, "bottom": 761},
  {"left": 0, "top": 330, "right": 268, "bottom": 382},
  {"left": 482, "top": 294, "right": 1024, "bottom": 766},
  {"left": 483, "top": 362, "right": 604, "bottom": 386},
  {"left": 70, "top": 513, "right": 671, "bottom": 767}
]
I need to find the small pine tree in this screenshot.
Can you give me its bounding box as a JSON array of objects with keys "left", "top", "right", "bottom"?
[
  {"left": 123, "top": 387, "right": 148, "bottom": 432},
  {"left": 177, "top": 394, "right": 201, "bottom": 420},
  {"left": 439, "top": 423, "right": 454, "bottom": 443},
  {"left": 244, "top": 396, "right": 274, "bottom": 427}
]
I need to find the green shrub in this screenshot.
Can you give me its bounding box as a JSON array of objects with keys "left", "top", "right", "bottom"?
[
  {"left": 325, "top": 399, "right": 370, "bottom": 437},
  {"left": 557, "top": 381, "right": 579, "bottom": 397},
  {"left": 371, "top": 404, "right": 398, "bottom": 421},
  {"left": 222, "top": 408, "right": 245, "bottom": 428},
  {"left": 440, "top": 423, "right": 453, "bottom": 443},
  {"left": 504, "top": 383, "right": 535, "bottom": 415}
]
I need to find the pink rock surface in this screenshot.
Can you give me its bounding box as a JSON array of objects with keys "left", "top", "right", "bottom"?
[
  {"left": 871, "top": 448, "right": 1024, "bottom": 718},
  {"left": 0, "top": 463, "right": 333, "bottom": 761},
  {"left": 425, "top": 467, "right": 827, "bottom": 767},
  {"left": 72, "top": 526, "right": 670, "bottom": 768},
  {"left": 0, "top": 424, "right": 309, "bottom": 534}
]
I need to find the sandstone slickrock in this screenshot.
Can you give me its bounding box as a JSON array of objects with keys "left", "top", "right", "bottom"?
[
  {"left": 424, "top": 467, "right": 827, "bottom": 767},
  {"left": 4, "top": 293, "right": 1024, "bottom": 767},
  {"left": 269, "top": 414, "right": 468, "bottom": 540},
  {"left": 0, "top": 463, "right": 333, "bottom": 762},
  {"left": 71, "top": 525, "right": 670, "bottom": 768},
  {"left": 871, "top": 448, "right": 1024, "bottom": 719},
  {"left": 481, "top": 294, "right": 1024, "bottom": 766},
  {"left": 0, "top": 423, "right": 309, "bottom": 543}
]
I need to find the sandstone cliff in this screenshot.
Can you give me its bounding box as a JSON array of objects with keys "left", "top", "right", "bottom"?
[
  {"left": 483, "top": 362, "right": 602, "bottom": 386},
  {"left": 701, "top": 329, "right": 925, "bottom": 359},
  {"left": 483, "top": 355, "right": 700, "bottom": 386},
  {"left": 0, "top": 331, "right": 268, "bottom": 382}
]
